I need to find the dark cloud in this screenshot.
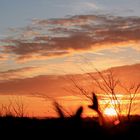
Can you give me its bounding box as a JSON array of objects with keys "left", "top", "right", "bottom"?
[{"left": 1, "top": 14, "right": 140, "bottom": 62}]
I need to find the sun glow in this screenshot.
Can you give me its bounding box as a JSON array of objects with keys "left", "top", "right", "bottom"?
[{"left": 104, "top": 108, "right": 117, "bottom": 116}]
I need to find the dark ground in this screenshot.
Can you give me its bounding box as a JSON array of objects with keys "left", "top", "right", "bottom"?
[{"left": 0, "top": 116, "right": 140, "bottom": 139}]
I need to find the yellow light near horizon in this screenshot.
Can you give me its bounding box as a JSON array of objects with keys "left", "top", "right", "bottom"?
[{"left": 104, "top": 108, "right": 117, "bottom": 116}]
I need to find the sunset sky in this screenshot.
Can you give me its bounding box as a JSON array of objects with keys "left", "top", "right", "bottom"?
[{"left": 0, "top": 0, "right": 140, "bottom": 117}]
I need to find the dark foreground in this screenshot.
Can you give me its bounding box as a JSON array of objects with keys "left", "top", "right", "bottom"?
[{"left": 0, "top": 116, "right": 140, "bottom": 139}]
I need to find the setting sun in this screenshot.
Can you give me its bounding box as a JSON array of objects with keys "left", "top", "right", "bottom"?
[{"left": 104, "top": 108, "right": 117, "bottom": 116}]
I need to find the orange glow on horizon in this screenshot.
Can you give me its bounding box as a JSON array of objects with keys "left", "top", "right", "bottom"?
[{"left": 0, "top": 94, "right": 139, "bottom": 118}]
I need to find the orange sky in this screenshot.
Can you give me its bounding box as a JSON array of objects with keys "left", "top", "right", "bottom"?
[
  {"left": 0, "top": 1, "right": 140, "bottom": 118},
  {"left": 0, "top": 93, "right": 139, "bottom": 118},
  {"left": 0, "top": 63, "right": 139, "bottom": 117}
]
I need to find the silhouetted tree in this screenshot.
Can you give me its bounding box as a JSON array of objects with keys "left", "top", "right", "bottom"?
[
  {"left": 87, "top": 70, "right": 122, "bottom": 121},
  {"left": 120, "top": 82, "right": 140, "bottom": 120}
]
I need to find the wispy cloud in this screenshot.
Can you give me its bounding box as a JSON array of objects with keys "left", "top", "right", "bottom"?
[
  {"left": 1, "top": 14, "right": 140, "bottom": 62},
  {"left": 0, "top": 63, "right": 139, "bottom": 97},
  {"left": 0, "top": 67, "right": 41, "bottom": 82},
  {"left": 0, "top": 53, "right": 8, "bottom": 61}
]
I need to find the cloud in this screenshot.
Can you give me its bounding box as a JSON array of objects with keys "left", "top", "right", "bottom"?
[
  {"left": 0, "top": 53, "right": 8, "bottom": 61},
  {"left": 1, "top": 14, "right": 140, "bottom": 62},
  {"left": 0, "top": 67, "right": 41, "bottom": 82},
  {"left": 82, "top": 2, "right": 99, "bottom": 9},
  {"left": 0, "top": 63, "right": 139, "bottom": 96}
]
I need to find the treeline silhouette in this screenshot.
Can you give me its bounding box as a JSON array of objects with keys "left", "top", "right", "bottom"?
[
  {"left": 0, "top": 94, "right": 140, "bottom": 139},
  {"left": 0, "top": 69, "right": 140, "bottom": 139},
  {"left": 0, "top": 114, "right": 140, "bottom": 139}
]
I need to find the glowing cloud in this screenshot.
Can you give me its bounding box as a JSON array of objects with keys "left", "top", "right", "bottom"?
[{"left": 1, "top": 14, "right": 140, "bottom": 62}]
